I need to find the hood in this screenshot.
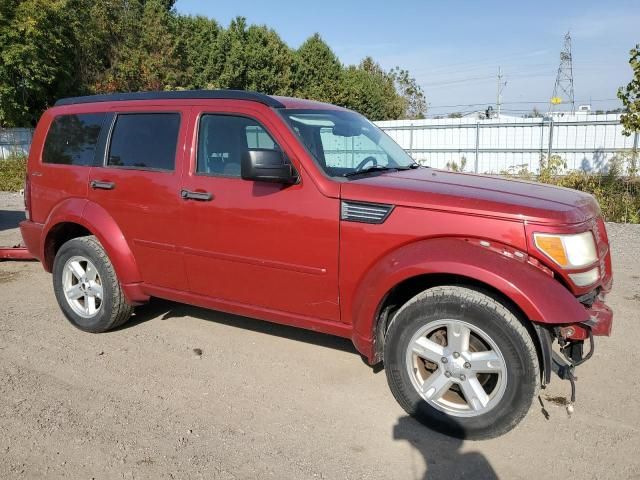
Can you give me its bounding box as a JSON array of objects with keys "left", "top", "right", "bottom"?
[{"left": 340, "top": 168, "right": 599, "bottom": 225}]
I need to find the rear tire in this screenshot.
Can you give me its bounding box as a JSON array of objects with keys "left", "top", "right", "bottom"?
[
  {"left": 384, "top": 286, "right": 539, "bottom": 439},
  {"left": 53, "top": 236, "right": 133, "bottom": 332}
]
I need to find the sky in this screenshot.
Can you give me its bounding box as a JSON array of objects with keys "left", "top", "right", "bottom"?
[{"left": 175, "top": 0, "right": 638, "bottom": 116}]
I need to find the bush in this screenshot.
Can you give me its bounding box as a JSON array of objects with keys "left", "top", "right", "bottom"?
[
  {"left": 501, "top": 153, "right": 640, "bottom": 224},
  {"left": 0, "top": 154, "right": 27, "bottom": 192}
]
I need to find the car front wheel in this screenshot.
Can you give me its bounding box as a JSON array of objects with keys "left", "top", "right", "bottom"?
[{"left": 384, "top": 285, "right": 539, "bottom": 439}]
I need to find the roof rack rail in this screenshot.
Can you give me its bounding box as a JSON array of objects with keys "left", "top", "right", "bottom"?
[{"left": 54, "top": 89, "right": 285, "bottom": 108}]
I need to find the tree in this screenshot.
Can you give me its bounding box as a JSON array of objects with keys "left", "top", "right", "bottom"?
[
  {"left": 338, "top": 58, "right": 404, "bottom": 120},
  {"left": 96, "top": 0, "right": 182, "bottom": 92},
  {"left": 523, "top": 107, "right": 543, "bottom": 118},
  {"left": 0, "top": 0, "right": 79, "bottom": 126},
  {"left": 618, "top": 44, "right": 640, "bottom": 135},
  {"left": 0, "top": 5, "right": 425, "bottom": 125},
  {"left": 292, "top": 33, "right": 342, "bottom": 103},
  {"left": 207, "top": 16, "right": 249, "bottom": 89},
  {"left": 390, "top": 67, "right": 426, "bottom": 119},
  {"left": 175, "top": 15, "right": 220, "bottom": 89},
  {"left": 244, "top": 25, "right": 293, "bottom": 95}
]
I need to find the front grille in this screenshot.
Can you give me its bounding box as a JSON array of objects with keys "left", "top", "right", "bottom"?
[{"left": 341, "top": 200, "right": 394, "bottom": 224}]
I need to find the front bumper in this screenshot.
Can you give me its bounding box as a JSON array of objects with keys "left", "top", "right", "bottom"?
[{"left": 561, "top": 299, "right": 613, "bottom": 340}]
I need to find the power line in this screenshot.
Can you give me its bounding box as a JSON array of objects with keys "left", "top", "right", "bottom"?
[{"left": 426, "top": 98, "right": 619, "bottom": 110}]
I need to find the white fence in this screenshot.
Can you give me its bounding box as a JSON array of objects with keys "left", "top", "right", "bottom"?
[
  {"left": 376, "top": 114, "right": 637, "bottom": 174},
  {"left": 0, "top": 128, "right": 33, "bottom": 160},
  {"left": 2, "top": 116, "right": 638, "bottom": 174}
]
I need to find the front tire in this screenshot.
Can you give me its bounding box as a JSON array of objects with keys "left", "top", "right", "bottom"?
[
  {"left": 53, "top": 236, "right": 133, "bottom": 332},
  {"left": 384, "top": 286, "right": 539, "bottom": 439}
]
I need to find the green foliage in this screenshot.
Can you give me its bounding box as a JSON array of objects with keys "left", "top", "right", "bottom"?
[
  {"left": 501, "top": 153, "right": 640, "bottom": 223},
  {"left": 175, "top": 15, "right": 220, "bottom": 89},
  {"left": 292, "top": 33, "right": 343, "bottom": 103},
  {"left": 0, "top": 154, "right": 27, "bottom": 191},
  {"left": 207, "top": 20, "right": 293, "bottom": 95},
  {"left": 445, "top": 156, "right": 467, "bottom": 172},
  {"left": 618, "top": 44, "right": 640, "bottom": 135},
  {"left": 95, "top": 0, "right": 183, "bottom": 92},
  {"left": 338, "top": 58, "right": 404, "bottom": 120},
  {"left": 0, "top": 5, "right": 425, "bottom": 125},
  {"left": 0, "top": 0, "right": 78, "bottom": 126},
  {"left": 390, "top": 67, "right": 427, "bottom": 119}
]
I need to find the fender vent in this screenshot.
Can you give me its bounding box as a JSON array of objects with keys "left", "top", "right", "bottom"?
[{"left": 341, "top": 200, "right": 394, "bottom": 224}]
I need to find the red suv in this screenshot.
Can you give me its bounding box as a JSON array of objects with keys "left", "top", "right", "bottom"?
[{"left": 20, "top": 90, "right": 613, "bottom": 439}]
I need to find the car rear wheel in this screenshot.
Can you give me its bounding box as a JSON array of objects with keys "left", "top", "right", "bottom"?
[
  {"left": 384, "top": 285, "right": 539, "bottom": 439},
  {"left": 53, "top": 236, "right": 133, "bottom": 332}
]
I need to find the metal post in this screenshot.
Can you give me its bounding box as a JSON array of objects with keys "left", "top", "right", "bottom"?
[
  {"left": 632, "top": 131, "right": 639, "bottom": 174},
  {"left": 408, "top": 124, "right": 414, "bottom": 157},
  {"left": 474, "top": 122, "right": 480, "bottom": 173},
  {"left": 547, "top": 119, "right": 554, "bottom": 159}
]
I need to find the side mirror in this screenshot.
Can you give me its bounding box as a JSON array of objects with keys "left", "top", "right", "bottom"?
[{"left": 241, "top": 149, "right": 298, "bottom": 184}]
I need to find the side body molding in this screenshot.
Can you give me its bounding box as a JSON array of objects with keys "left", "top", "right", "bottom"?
[
  {"left": 349, "top": 237, "right": 589, "bottom": 362},
  {"left": 41, "top": 199, "right": 147, "bottom": 302}
]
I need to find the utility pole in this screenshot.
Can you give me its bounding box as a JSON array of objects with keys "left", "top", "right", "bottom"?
[
  {"left": 496, "top": 66, "right": 506, "bottom": 119},
  {"left": 550, "top": 31, "right": 575, "bottom": 114}
]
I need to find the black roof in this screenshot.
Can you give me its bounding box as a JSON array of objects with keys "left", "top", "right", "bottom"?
[{"left": 54, "top": 89, "right": 285, "bottom": 108}]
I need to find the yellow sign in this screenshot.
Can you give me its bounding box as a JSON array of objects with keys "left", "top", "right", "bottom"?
[{"left": 550, "top": 96, "right": 563, "bottom": 105}]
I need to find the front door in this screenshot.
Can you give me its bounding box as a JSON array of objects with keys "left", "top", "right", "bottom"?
[
  {"left": 88, "top": 107, "right": 188, "bottom": 291},
  {"left": 179, "top": 104, "right": 340, "bottom": 322}
]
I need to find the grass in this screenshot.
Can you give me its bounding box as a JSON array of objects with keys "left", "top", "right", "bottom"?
[
  {"left": 0, "top": 154, "right": 27, "bottom": 192},
  {"left": 500, "top": 153, "right": 640, "bottom": 224}
]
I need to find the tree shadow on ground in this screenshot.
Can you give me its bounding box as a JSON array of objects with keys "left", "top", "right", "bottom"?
[
  {"left": 124, "top": 299, "right": 498, "bottom": 479},
  {"left": 393, "top": 416, "right": 497, "bottom": 480},
  {"left": 0, "top": 210, "right": 25, "bottom": 232},
  {"left": 120, "top": 297, "right": 360, "bottom": 357}
]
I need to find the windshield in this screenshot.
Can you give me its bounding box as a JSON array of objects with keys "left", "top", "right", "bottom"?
[{"left": 281, "top": 109, "right": 417, "bottom": 178}]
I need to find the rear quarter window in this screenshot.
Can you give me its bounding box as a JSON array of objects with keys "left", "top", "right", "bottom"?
[
  {"left": 42, "top": 113, "right": 106, "bottom": 165},
  {"left": 107, "top": 113, "right": 180, "bottom": 171}
]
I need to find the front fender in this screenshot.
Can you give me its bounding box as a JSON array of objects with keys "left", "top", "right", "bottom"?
[
  {"left": 351, "top": 237, "right": 589, "bottom": 361},
  {"left": 42, "top": 198, "right": 143, "bottom": 287}
]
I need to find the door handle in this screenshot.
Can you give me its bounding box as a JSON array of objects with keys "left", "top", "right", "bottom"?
[
  {"left": 181, "top": 189, "right": 212, "bottom": 201},
  {"left": 90, "top": 180, "right": 115, "bottom": 190}
]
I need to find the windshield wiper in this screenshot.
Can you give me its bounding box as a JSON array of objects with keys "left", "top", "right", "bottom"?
[{"left": 343, "top": 166, "right": 399, "bottom": 177}]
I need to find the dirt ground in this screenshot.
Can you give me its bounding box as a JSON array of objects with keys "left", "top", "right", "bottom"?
[{"left": 1, "top": 190, "right": 639, "bottom": 480}]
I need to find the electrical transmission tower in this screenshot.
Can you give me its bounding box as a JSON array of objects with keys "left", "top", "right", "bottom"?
[{"left": 550, "top": 31, "right": 575, "bottom": 113}]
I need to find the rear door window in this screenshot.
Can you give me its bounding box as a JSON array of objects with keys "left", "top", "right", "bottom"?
[
  {"left": 107, "top": 113, "right": 180, "bottom": 171},
  {"left": 43, "top": 113, "right": 106, "bottom": 165}
]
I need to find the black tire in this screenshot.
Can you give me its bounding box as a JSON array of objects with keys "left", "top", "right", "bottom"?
[
  {"left": 384, "top": 286, "right": 539, "bottom": 440},
  {"left": 52, "top": 235, "right": 133, "bottom": 332}
]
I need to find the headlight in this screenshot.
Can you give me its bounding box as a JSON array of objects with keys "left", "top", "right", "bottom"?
[
  {"left": 533, "top": 231, "right": 597, "bottom": 268},
  {"left": 568, "top": 267, "right": 600, "bottom": 286}
]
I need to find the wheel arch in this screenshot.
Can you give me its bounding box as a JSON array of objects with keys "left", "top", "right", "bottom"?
[
  {"left": 41, "top": 199, "right": 147, "bottom": 303},
  {"left": 349, "top": 237, "right": 587, "bottom": 365},
  {"left": 369, "top": 273, "right": 541, "bottom": 367}
]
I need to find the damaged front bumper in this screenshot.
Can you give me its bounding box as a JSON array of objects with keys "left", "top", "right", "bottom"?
[{"left": 533, "top": 299, "right": 612, "bottom": 409}]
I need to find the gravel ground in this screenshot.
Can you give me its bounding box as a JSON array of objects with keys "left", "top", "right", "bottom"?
[{"left": 1, "top": 191, "right": 639, "bottom": 480}]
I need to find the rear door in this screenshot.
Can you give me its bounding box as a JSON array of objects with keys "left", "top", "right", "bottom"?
[
  {"left": 179, "top": 103, "right": 341, "bottom": 321},
  {"left": 29, "top": 111, "right": 106, "bottom": 224},
  {"left": 88, "top": 106, "right": 189, "bottom": 291}
]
